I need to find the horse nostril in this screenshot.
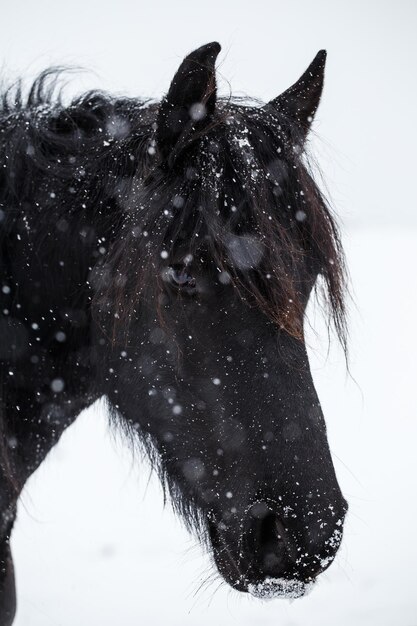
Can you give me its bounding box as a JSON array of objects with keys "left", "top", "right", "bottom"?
[
  {"left": 259, "top": 513, "right": 287, "bottom": 573},
  {"left": 245, "top": 504, "right": 289, "bottom": 578}
]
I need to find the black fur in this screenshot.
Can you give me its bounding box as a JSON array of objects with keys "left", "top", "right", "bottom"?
[{"left": 0, "top": 43, "right": 348, "bottom": 621}]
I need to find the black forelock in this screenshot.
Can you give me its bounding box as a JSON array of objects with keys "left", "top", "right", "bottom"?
[{"left": 101, "top": 98, "right": 347, "bottom": 349}]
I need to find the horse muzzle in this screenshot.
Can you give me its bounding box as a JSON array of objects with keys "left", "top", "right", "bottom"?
[{"left": 208, "top": 498, "right": 346, "bottom": 597}]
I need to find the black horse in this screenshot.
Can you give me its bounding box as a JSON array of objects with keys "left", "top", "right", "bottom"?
[{"left": 0, "top": 42, "right": 348, "bottom": 622}]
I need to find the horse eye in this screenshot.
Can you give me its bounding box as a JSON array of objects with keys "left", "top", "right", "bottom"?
[{"left": 167, "top": 266, "right": 196, "bottom": 293}]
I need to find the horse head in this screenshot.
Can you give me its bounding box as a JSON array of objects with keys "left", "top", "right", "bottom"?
[{"left": 96, "top": 42, "right": 347, "bottom": 597}]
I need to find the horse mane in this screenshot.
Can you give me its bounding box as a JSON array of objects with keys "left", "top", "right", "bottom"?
[{"left": 0, "top": 69, "right": 347, "bottom": 352}]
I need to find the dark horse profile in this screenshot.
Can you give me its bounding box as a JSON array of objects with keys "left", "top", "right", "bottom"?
[{"left": 0, "top": 42, "right": 348, "bottom": 622}]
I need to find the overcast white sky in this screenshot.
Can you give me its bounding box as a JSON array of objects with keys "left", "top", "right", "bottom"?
[{"left": 1, "top": 0, "right": 416, "bottom": 227}]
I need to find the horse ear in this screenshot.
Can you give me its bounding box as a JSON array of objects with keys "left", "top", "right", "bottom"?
[
  {"left": 156, "top": 42, "right": 221, "bottom": 160},
  {"left": 269, "top": 50, "right": 327, "bottom": 138}
]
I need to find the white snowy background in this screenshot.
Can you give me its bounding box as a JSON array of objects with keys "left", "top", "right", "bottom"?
[{"left": 1, "top": 1, "right": 417, "bottom": 624}]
